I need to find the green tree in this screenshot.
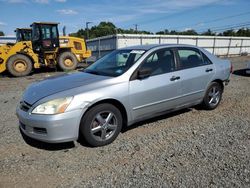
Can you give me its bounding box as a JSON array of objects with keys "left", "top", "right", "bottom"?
[
  {"left": 156, "top": 29, "right": 169, "bottom": 35},
  {"left": 69, "top": 21, "right": 250, "bottom": 39},
  {"left": 202, "top": 29, "right": 215, "bottom": 36},
  {"left": 70, "top": 22, "right": 152, "bottom": 39},
  {"left": 236, "top": 28, "right": 250, "bottom": 37},
  {"left": 222, "top": 29, "right": 236, "bottom": 36},
  {"left": 0, "top": 31, "right": 4, "bottom": 36},
  {"left": 179, "top": 29, "right": 198, "bottom": 35},
  {"left": 69, "top": 29, "right": 85, "bottom": 38}
]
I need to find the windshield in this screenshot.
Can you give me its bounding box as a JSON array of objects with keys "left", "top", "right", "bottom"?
[
  {"left": 22, "top": 30, "right": 31, "bottom": 41},
  {"left": 85, "top": 49, "right": 145, "bottom": 77},
  {"left": 17, "top": 30, "right": 31, "bottom": 42}
]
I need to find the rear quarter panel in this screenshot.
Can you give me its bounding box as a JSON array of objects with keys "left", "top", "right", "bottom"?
[{"left": 201, "top": 48, "right": 231, "bottom": 81}]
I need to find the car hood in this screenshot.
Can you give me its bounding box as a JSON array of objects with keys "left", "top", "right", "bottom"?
[{"left": 22, "top": 72, "right": 110, "bottom": 105}]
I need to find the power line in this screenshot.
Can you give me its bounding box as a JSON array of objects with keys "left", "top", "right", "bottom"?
[
  {"left": 211, "top": 23, "right": 250, "bottom": 32},
  {"left": 196, "top": 21, "right": 250, "bottom": 32},
  {"left": 171, "top": 11, "right": 250, "bottom": 30}
]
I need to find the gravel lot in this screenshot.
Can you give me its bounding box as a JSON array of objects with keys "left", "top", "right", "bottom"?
[{"left": 0, "top": 56, "right": 249, "bottom": 188}]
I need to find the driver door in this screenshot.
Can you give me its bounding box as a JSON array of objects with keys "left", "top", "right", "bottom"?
[{"left": 129, "top": 48, "right": 182, "bottom": 120}]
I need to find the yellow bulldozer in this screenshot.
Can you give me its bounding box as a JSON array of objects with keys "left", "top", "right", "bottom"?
[{"left": 0, "top": 22, "right": 91, "bottom": 77}]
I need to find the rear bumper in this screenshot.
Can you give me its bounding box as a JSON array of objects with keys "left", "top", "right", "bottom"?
[
  {"left": 16, "top": 107, "right": 83, "bottom": 143},
  {"left": 246, "top": 62, "right": 250, "bottom": 74}
]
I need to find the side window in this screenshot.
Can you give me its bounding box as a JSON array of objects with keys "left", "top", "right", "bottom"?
[
  {"left": 23, "top": 31, "right": 31, "bottom": 41},
  {"left": 32, "top": 25, "right": 40, "bottom": 41},
  {"left": 202, "top": 52, "right": 213, "bottom": 65},
  {"left": 141, "top": 49, "right": 175, "bottom": 76},
  {"left": 51, "top": 26, "right": 58, "bottom": 39},
  {"left": 177, "top": 48, "right": 204, "bottom": 69}
]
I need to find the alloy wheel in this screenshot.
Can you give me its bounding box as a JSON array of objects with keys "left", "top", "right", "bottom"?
[{"left": 90, "top": 111, "right": 118, "bottom": 142}]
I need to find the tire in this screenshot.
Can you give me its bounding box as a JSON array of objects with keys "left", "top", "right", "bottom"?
[
  {"left": 202, "top": 82, "right": 223, "bottom": 110},
  {"left": 80, "top": 104, "right": 123, "bottom": 147},
  {"left": 58, "top": 52, "right": 78, "bottom": 71},
  {"left": 7, "top": 54, "right": 32, "bottom": 77}
]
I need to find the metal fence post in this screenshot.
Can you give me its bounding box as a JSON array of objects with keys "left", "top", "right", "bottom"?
[
  {"left": 227, "top": 38, "right": 232, "bottom": 57},
  {"left": 239, "top": 39, "right": 244, "bottom": 55},
  {"left": 98, "top": 39, "right": 101, "bottom": 58},
  {"left": 115, "top": 34, "right": 118, "bottom": 49},
  {"left": 212, "top": 37, "right": 216, "bottom": 55}
]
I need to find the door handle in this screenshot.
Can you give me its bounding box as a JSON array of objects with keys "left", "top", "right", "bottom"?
[
  {"left": 206, "top": 68, "right": 213, "bottom": 72},
  {"left": 170, "top": 76, "right": 180, "bottom": 81}
]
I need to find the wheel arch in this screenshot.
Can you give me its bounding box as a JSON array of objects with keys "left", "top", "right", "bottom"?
[
  {"left": 211, "top": 79, "right": 224, "bottom": 92},
  {"left": 7, "top": 52, "right": 35, "bottom": 66},
  {"left": 81, "top": 98, "right": 128, "bottom": 128},
  {"left": 58, "top": 47, "right": 72, "bottom": 55}
]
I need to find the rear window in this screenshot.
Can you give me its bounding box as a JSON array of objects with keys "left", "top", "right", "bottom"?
[{"left": 74, "top": 42, "right": 82, "bottom": 50}]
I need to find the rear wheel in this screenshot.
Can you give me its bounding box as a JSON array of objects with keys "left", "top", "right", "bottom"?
[
  {"left": 80, "top": 104, "right": 123, "bottom": 147},
  {"left": 58, "top": 52, "right": 78, "bottom": 71},
  {"left": 202, "top": 82, "right": 223, "bottom": 110},
  {"left": 7, "top": 54, "right": 32, "bottom": 77}
]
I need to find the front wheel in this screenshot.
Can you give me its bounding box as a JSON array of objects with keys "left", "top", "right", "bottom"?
[
  {"left": 202, "top": 82, "right": 223, "bottom": 110},
  {"left": 80, "top": 104, "right": 123, "bottom": 147},
  {"left": 7, "top": 54, "right": 32, "bottom": 77}
]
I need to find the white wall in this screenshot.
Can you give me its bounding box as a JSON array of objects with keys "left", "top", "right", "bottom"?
[
  {"left": 86, "top": 34, "right": 250, "bottom": 60},
  {"left": 0, "top": 36, "right": 16, "bottom": 45}
]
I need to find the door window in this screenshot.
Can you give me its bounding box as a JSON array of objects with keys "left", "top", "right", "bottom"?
[
  {"left": 141, "top": 49, "right": 175, "bottom": 76},
  {"left": 177, "top": 48, "right": 204, "bottom": 69}
]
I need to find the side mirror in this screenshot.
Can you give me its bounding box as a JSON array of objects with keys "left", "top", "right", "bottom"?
[{"left": 137, "top": 67, "right": 151, "bottom": 79}]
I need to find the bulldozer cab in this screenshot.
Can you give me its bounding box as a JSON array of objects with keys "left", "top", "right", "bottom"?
[
  {"left": 31, "top": 22, "right": 59, "bottom": 53},
  {"left": 15, "top": 28, "right": 32, "bottom": 42}
]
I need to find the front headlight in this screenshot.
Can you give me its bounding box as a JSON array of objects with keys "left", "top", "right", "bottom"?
[{"left": 32, "top": 97, "right": 73, "bottom": 115}]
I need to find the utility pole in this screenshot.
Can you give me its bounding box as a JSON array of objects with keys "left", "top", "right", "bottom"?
[
  {"left": 86, "top": 21, "right": 92, "bottom": 39},
  {"left": 134, "top": 24, "right": 138, "bottom": 34}
]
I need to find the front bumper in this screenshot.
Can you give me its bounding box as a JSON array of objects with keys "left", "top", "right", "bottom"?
[{"left": 16, "top": 107, "right": 83, "bottom": 143}]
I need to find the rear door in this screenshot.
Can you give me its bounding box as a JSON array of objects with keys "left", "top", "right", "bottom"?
[
  {"left": 175, "top": 47, "right": 215, "bottom": 105},
  {"left": 129, "top": 48, "right": 182, "bottom": 120}
]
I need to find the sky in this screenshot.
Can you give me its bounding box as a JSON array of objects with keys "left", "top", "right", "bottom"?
[{"left": 0, "top": 0, "right": 250, "bottom": 36}]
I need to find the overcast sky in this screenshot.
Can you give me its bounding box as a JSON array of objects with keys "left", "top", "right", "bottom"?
[{"left": 0, "top": 0, "right": 250, "bottom": 36}]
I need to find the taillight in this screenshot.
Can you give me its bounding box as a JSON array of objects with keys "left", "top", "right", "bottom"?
[{"left": 230, "top": 63, "right": 233, "bottom": 73}]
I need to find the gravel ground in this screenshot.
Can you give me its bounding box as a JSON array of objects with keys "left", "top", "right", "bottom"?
[{"left": 0, "top": 56, "right": 249, "bottom": 188}]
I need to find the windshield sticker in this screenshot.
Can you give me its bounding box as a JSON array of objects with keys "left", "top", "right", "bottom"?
[{"left": 130, "top": 50, "right": 145, "bottom": 54}]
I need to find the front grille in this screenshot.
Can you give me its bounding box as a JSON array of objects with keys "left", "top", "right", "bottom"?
[{"left": 20, "top": 101, "right": 32, "bottom": 112}]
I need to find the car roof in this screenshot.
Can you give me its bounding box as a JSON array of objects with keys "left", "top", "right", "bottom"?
[{"left": 121, "top": 44, "right": 200, "bottom": 51}]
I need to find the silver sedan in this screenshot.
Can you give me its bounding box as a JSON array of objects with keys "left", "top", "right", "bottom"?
[{"left": 16, "top": 44, "right": 231, "bottom": 146}]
